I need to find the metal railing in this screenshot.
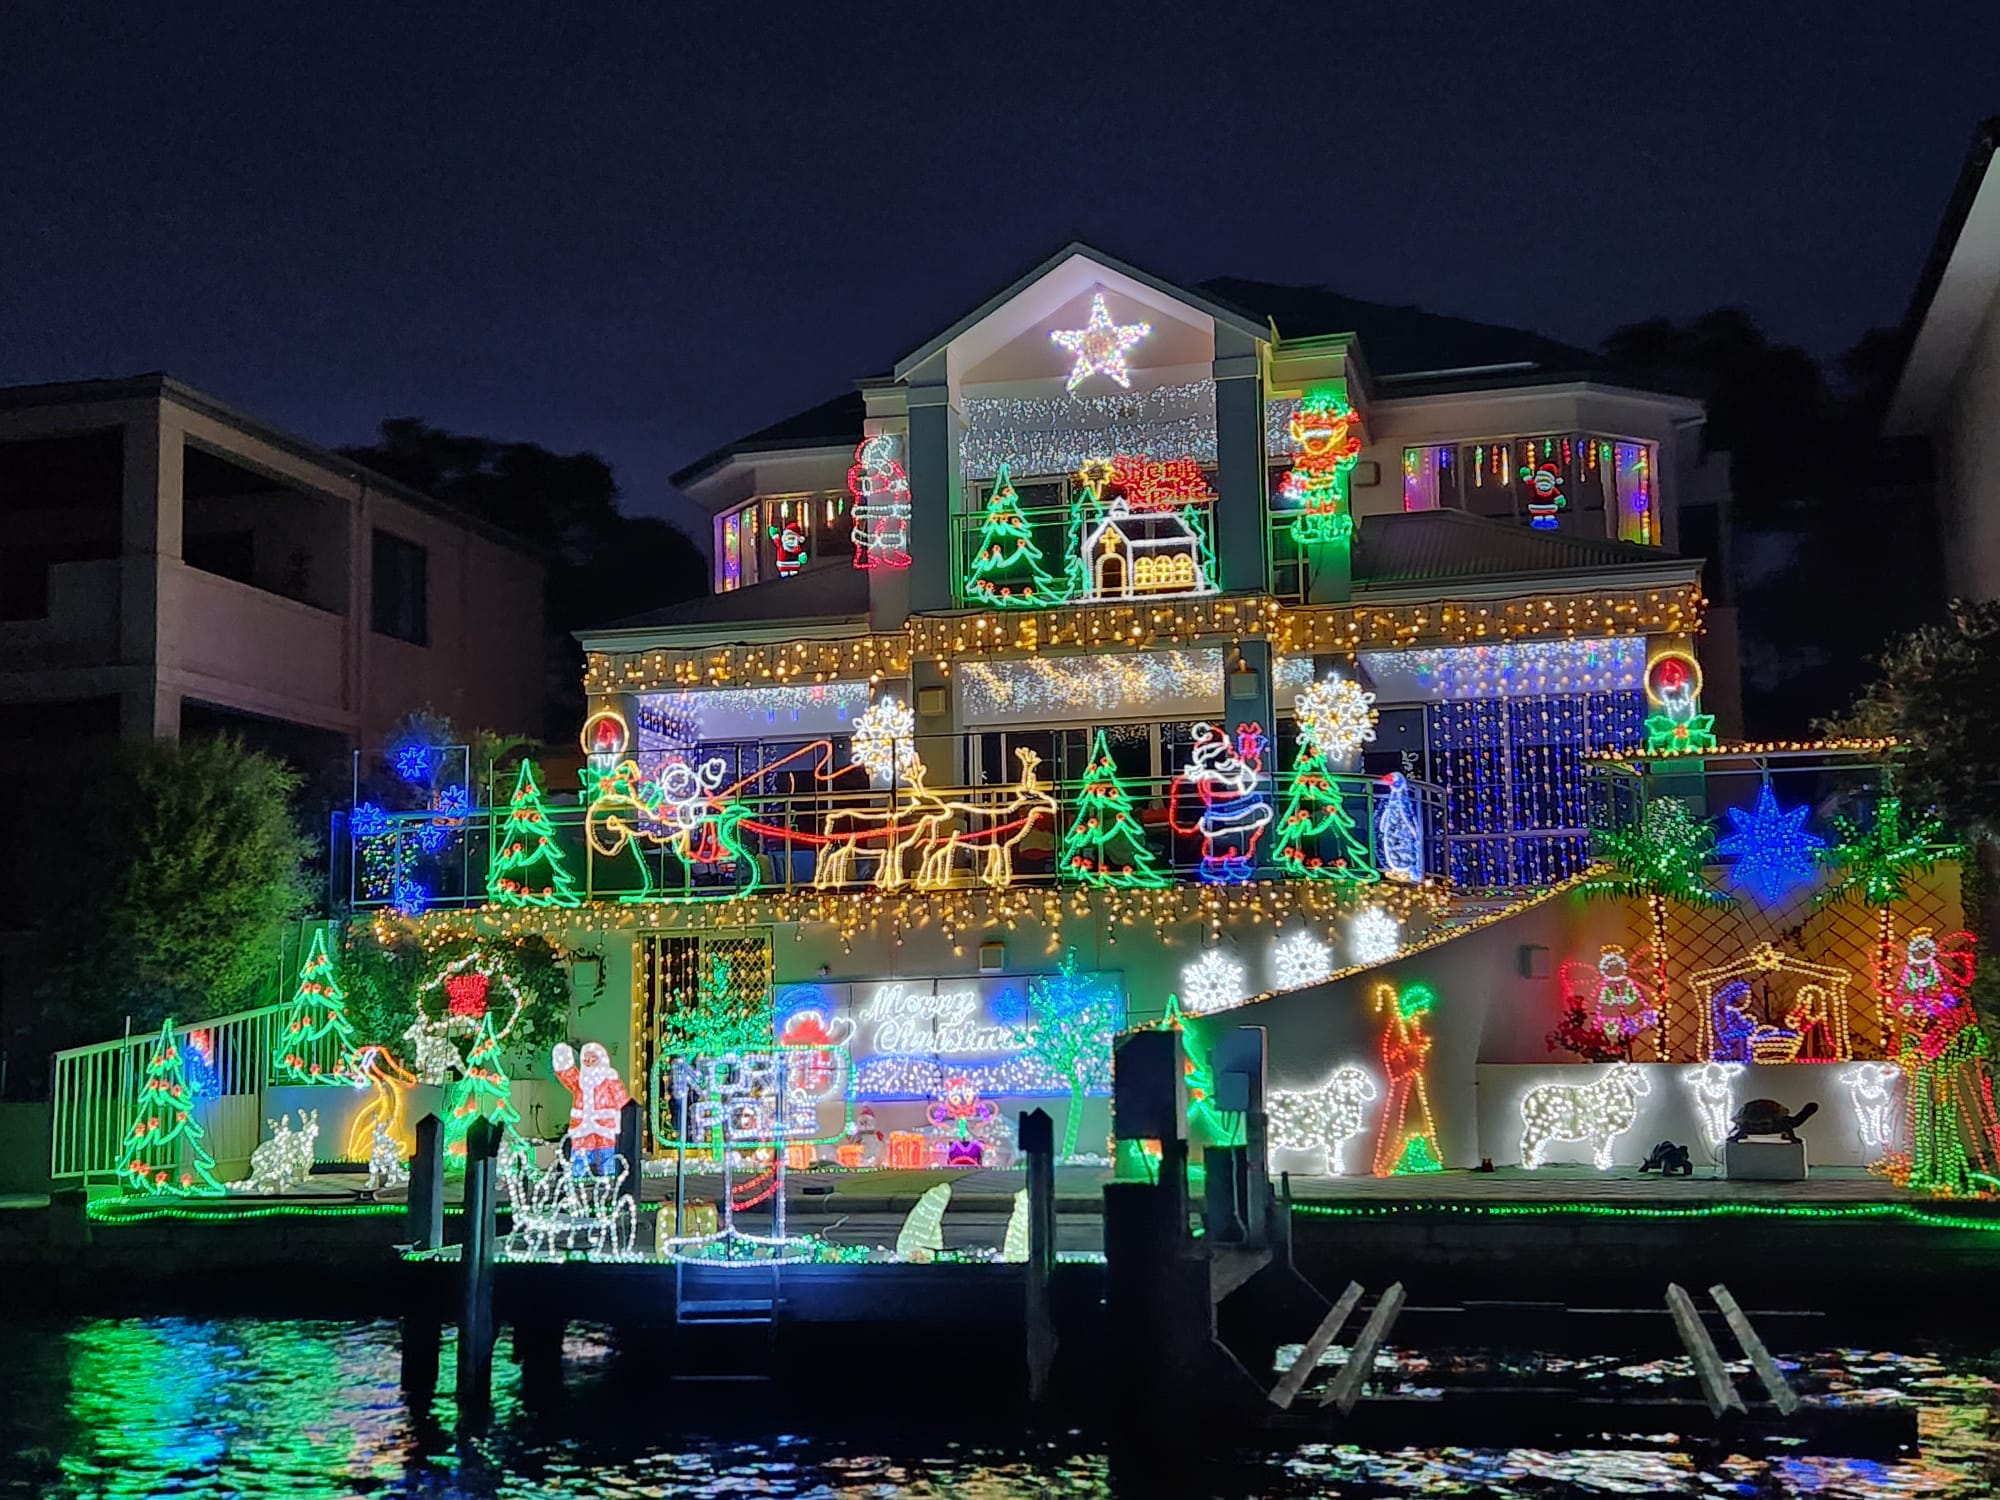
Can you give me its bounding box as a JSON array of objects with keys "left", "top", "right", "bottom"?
[
  {"left": 341, "top": 750, "right": 1450, "bottom": 911},
  {"left": 50, "top": 1002, "right": 288, "bottom": 1185}
]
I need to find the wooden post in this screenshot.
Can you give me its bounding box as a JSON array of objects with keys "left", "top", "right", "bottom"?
[
  {"left": 408, "top": 1113, "right": 444, "bottom": 1251},
  {"left": 617, "top": 1098, "right": 641, "bottom": 1211},
  {"left": 1666, "top": 1282, "right": 1745, "bottom": 1418},
  {"left": 456, "top": 1116, "right": 500, "bottom": 1426},
  {"left": 1020, "top": 1107, "right": 1057, "bottom": 1406},
  {"left": 1322, "top": 1281, "right": 1405, "bottom": 1414},
  {"left": 1709, "top": 1283, "right": 1799, "bottom": 1415}
]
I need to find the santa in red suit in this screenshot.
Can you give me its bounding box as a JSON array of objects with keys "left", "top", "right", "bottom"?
[{"left": 552, "top": 1041, "right": 631, "bottom": 1176}]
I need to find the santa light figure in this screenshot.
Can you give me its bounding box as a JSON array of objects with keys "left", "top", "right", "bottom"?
[
  {"left": 1169, "top": 721, "right": 1274, "bottom": 884},
  {"left": 769, "top": 516, "right": 808, "bottom": 578},
  {"left": 552, "top": 1041, "right": 631, "bottom": 1176}
]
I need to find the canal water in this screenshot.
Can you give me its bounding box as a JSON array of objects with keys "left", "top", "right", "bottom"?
[{"left": 5, "top": 1318, "right": 1999, "bottom": 1497}]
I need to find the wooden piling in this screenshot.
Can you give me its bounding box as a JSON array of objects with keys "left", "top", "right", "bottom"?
[
  {"left": 408, "top": 1113, "right": 443, "bottom": 1251},
  {"left": 456, "top": 1117, "right": 500, "bottom": 1425},
  {"left": 617, "top": 1098, "right": 641, "bottom": 1212},
  {"left": 1710, "top": 1283, "right": 1799, "bottom": 1415},
  {"left": 1020, "top": 1107, "right": 1056, "bottom": 1406},
  {"left": 1666, "top": 1282, "right": 1746, "bottom": 1418}
]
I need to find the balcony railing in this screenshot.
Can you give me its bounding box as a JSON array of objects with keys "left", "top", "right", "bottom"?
[{"left": 338, "top": 750, "right": 1447, "bottom": 912}]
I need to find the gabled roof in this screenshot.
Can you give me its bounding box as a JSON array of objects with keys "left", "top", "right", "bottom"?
[
  {"left": 671, "top": 390, "right": 864, "bottom": 489},
  {"left": 1352, "top": 508, "right": 1685, "bottom": 587},
  {"left": 591, "top": 560, "right": 869, "bottom": 633},
  {"left": 1203, "top": 276, "right": 1609, "bottom": 387},
  {"left": 1886, "top": 116, "right": 2000, "bottom": 433},
  {"left": 892, "top": 241, "right": 1269, "bottom": 379}
]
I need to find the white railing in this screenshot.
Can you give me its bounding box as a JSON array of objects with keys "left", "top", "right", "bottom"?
[{"left": 49, "top": 1003, "right": 288, "bottom": 1185}]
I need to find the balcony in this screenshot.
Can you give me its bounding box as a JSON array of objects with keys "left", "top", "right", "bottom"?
[{"left": 159, "top": 561, "right": 346, "bottom": 710}]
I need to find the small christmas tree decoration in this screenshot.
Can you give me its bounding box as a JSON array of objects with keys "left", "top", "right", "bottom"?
[
  {"left": 120, "top": 1020, "right": 225, "bottom": 1196},
  {"left": 486, "top": 760, "right": 581, "bottom": 908},
  {"left": 445, "top": 1010, "right": 524, "bottom": 1161},
  {"left": 274, "top": 929, "right": 359, "bottom": 1084},
  {"left": 964, "top": 466, "right": 1059, "bottom": 607},
  {"left": 1057, "top": 729, "right": 1170, "bottom": 888},
  {"left": 1272, "top": 738, "right": 1376, "bottom": 882}
]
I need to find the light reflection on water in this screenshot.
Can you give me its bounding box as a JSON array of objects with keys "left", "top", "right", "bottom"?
[{"left": 3, "top": 1321, "right": 1998, "bottom": 1498}]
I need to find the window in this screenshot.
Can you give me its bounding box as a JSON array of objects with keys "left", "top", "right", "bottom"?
[
  {"left": 1401, "top": 435, "right": 1654, "bottom": 540},
  {"left": 370, "top": 529, "right": 428, "bottom": 645},
  {"left": 714, "top": 504, "right": 761, "bottom": 593}
]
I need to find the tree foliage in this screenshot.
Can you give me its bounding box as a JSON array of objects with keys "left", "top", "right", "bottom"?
[{"left": 31, "top": 736, "right": 315, "bottom": 1045}]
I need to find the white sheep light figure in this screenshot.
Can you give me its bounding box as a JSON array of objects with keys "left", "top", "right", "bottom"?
[
  {"left": 1267, "top": 1066, "right": 1377, "bottom": 1175},
  {"left": 1840, "top": 1061, "right": 1901, "bottom": 1151},
  {"left": 1682, "top": 1061, "right": 1746, "bottom": 1154},
  {"left": 1519, "top": 1064, "right": 1651, "bottom": 1170}
]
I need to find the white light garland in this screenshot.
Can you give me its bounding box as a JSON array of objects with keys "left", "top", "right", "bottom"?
[
  {"left": 1271, "top": 929, "right": 1333, "bottom": 989},
  {"left": 1347, "top": 906, "right": 1402, "bottom": 966},
  {"left": 959, "top": 383, "right": 1217, "bottom": 482},
  {"left": 636, "top": 681, "right": 870, "bottom": 739},
  {"left": 1295, "top": 672, "right": 1377, "bottom": 761},
  {"left": 1518, "top": 1064, "right": 1650, "bottom": 1169},
  {"left": 1181, "top": 949, "right": 1248, "bottom": 1014},
  {"left": 851, "top": 697, "right": 919, "bottom": 788},
  {"left": 1268, "top": 1066, "right": 1376, "bottom": 1174},
  {"left": 957, "top": 648, "right": 1224, "bottom": 723}
]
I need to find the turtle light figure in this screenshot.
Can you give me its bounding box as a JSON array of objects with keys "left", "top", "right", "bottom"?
[{"left": 1727, "top": 1098, "right": 1820, "bottom": 1144}]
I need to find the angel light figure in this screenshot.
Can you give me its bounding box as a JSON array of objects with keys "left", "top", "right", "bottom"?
[{"left": 1561, "top": 944, "right": 1659, "bottom": 1046}]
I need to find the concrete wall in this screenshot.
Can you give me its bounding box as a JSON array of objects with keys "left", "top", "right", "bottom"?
[{"left": 1942, "top": 288, "right": 2000, "bottom": 602}]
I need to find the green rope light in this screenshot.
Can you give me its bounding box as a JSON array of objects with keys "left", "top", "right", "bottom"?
[
  {"left": 1290, "top": 1199, "right": 2000, "bottom": 1232},
  {"left": 88, "top": 1200, "right": 465, "bottom": 1225}
]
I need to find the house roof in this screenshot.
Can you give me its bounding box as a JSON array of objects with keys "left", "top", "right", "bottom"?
[
  {"left": 1352, "top": 508, "right": 1686, "bottom": 588},
  {"left": 0, "top": 372, "right": 546, "bottom": 557},
  {"left": 1885, "top": 116, "right": 2000, "bottom": 433},
  {"left": 595, "top": 558, "right": 870, "bottom": 632},
  {"left": 892, "top": 241, "right": 1270, "bottom": 380},
  {"left": 1091, "top": 505, "right": 1200, "bottom": 543},
  {"left": 670, "top": 390, "right": 865, "bottom": 488}
]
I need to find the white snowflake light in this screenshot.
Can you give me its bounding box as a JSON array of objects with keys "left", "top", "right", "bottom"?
[
  {"left": 1348, "top": 906, "right": 1401, "bottom": 966},
  {"left": 1295, "top": 672, "right": 1378, "bottom": 761},
  {"left": 1518, "top": 1064, "right": 1651, "bottom": 1169},
  {"left": 851, "top": 696, "right": 919, "bottom": 787},
  {"left": 1050, "top": 292, "right": 1151, "bottom": 392},
  {"left": 1271, "top": 929, "right": 1333, "bottom": 990},
  {"left": 1181, "top": 949, "right": 1248, "bottom": 1014}
]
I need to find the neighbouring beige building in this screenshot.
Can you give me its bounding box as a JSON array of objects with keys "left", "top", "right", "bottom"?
[
  {"left": 0, "top": 373, "right": 546, "bottom": 759},
  {"left": 1888, "top": 116, "right": 2000, "bottom": 603}
]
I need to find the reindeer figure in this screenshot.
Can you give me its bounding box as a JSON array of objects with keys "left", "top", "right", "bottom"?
[
  {"left": 915, "top": 749, "right": 1058, "bottom": 890},
  {"left": 815, "top": 759, "right": 952, "bottom": 889}
]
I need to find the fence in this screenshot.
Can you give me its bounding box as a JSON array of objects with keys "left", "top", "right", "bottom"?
[{"left": 49, "top": 1002, "right": 289, "bottom": 1185}]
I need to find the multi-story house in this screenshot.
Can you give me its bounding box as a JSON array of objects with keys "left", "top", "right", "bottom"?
[
  {"left": 0, "top": 373, "right": 546, "bottom": 760},
  {"left": 1888, "top": 115, "right": 2000, "bottom": 603},
  {"left": 371, "top": 244, "right": 1745, "bottom": 1162}
]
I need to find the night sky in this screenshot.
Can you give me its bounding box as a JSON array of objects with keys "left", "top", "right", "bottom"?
[{"left": 4, "top": 5, "right": 1997, "bottom": 538}]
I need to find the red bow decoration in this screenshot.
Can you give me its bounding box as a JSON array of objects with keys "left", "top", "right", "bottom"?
[{"left": 445, "top": 972, "right": 490, "bottom": 1019}]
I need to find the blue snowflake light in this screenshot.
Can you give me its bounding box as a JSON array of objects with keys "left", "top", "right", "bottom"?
[
  {"left": 435, "top": 783, "right": 471, "bottom": 819},
  {"left": 1716, "top": 782, "right": 1825, "bottom": 904},
  {"left": 392, "top": 739, "right": 437, "bottom": 785},
  {"left": 351, "top": 802, "right": 391, "bottom": 839}
]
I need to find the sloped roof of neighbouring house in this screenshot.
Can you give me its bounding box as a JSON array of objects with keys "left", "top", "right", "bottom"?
[{"left": 1886, "top": 115, "right": 2000, "bottom": 432}]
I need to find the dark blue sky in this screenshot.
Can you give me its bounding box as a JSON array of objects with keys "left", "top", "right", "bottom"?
[{"left": 3, "top": 5, "right": 1996, "bottom": 533}]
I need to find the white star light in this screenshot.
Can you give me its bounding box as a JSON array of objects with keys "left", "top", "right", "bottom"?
[
  {"left": 851, "top": 697, "right": 918, "bottom": 788},
  {"left": 1180, "top": 949, "right": 1247, "bottom": 1015},
  {"left": 1348, "top": 906, "right": 1401, "bottom": 966},
  {"left": 1295, "top": 673, "right": 1378, "bottom": 761},
  {"left": 1050, "top": 293, "right": 1151, "bottom": 393},
  {"left": 1272, "top": 930, "right": 1334, "bottom": 990}
]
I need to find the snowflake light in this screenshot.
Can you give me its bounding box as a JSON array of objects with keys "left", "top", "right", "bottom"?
[
  {"left": 1348, "top": 906, "right": 1401, "bottom": 966},
  {"left": 1294, "top": 673, "right": 1377, "bottom": 761},
  {"left": 1271, "top": 929, "right": 1333, "bottom": 989},
  {"left": 1180, "top": 949, "right": 1248, "bottom": 1014},
  {"left": 1716, "top": 781, "right": 1826, "bottom": 904},
  {"left": 1518, "top": 1065, "right": 1650, "bottom": 1170},
  {"left": 851, "top": 696, "right": 919, "bottom": 788},
  {"left": 1050, "top": 293, "right": 1151, "bottom": 393},
  {"left": 1268, "top": 1066, "right": 1376, "bottom": 1174}
]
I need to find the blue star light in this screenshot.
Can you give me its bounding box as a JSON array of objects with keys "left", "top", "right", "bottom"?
[{"left": 1716, "top": 782, "right": 1825, "bottom": 904}]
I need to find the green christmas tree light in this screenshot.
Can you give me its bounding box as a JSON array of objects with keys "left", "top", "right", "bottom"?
[
  {"left": 487, "top": 760, "right": 581, "bottom": 908},
  {"left": 274, "top": 929, "right": 358, "bottom": 1084},
  {"left": 1057, "top": 729, "right": 1171, "bottom": 888},
  {"left": 1271, "top": 740, "right": 1376, "bottom": 882},
  {"left": 120, "top": 1020, "right": 224, "bottom": 1196},
  {"left": 444, "top": 1010, "right": 523, "bottom": 1161},
  {"left": 660, "top": 952, "right": 774, "bottom": 1058},
  {"left": 963, "top": 464, "right": 1058, "bottom": 608}
]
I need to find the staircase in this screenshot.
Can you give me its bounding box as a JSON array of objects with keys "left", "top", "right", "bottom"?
[{"left": 671, "top": 1260, "right": 781, "bottom": 1384}]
